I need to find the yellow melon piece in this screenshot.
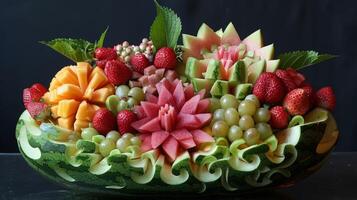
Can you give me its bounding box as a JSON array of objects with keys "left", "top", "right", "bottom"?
[
  {"left": 57, "top": 99, "right": 80, "bottom": 118},
  {"left": 75, "top": 62, "right": 91, "bottom": 93},
  {"left": 55, "top": 67, "right": 79, "bottom": 85},
  {"left": 74, "top": 119, "right": 90, "bottom": 132},
  {"left": 51, "top": 105, "right": 58, "bottom": 118},
  {"left": 49, "top": 78, "right": 61, "bottom": 91},
  {"left": 58, "top": 115, "right": 75, "bottom": 130},
  {"left": 47, "top": 63, "right": 115, "bottom": 131},
  {"left": 57, "top": 84, "right": 83, "bottom": 100},
  {"left": 75, "top": 101, "right": 97, "bottom": 121}
]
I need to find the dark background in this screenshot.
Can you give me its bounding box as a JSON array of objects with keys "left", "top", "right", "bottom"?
[{"left": 0, "top": 0, "right": 356, "bottom": 152}]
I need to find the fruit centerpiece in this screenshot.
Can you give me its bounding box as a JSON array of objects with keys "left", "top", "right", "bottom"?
[{"left": 16, "top": 1, "right": 339, "bottom": 196}]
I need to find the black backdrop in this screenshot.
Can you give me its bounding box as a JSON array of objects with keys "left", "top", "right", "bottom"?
[{"left": 1, "top": 0, "right": 356, "bottom": 152}]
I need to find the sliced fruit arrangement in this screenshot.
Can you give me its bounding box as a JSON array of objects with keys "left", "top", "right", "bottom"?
[
  {"left": 42, "top": 62, "right": 115, "bottom": 131},
  {"left": 17, "top": 0, "right": 339, "bottom": 194},
  {"left": 183, "top": 23, "right": 280, "bottom": 97}
]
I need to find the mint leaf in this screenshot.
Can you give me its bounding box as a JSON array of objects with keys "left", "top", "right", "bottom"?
[
  {"left": 40, "top": 38, "right": 95, "bottom": 63},
  {"left": 96, "top": 27, "right": 108, "bottom": 48},
  {"left": 150, "top": 0, "right": 182, "bottom": 50},
  {"left": 278, "top": 50, "right": 337, "bottom": 70}
]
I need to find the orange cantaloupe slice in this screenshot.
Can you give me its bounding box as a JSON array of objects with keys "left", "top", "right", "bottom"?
[
  {"left": 75, "top": 101, "right": 97, "bottom": 121},
  {"left": 57, "top": 100, "right": 80, "bottom": 118},
  {"left": 51, "top": 105, "right": 58, "bottom": 118},
  {"left": 58, "top": 115, "right": 75, "bottom": 130},
  {"left": 74, "top": 119, "right": 90, "bottom": 132},
  {"left": 55, "top": 67, "right": 79, "bottom": 85},
  {"left": 57, "top": 84, "right": 83, "bottom": 100}
]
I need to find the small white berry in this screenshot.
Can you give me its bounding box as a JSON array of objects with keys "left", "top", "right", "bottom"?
[
  {"left": 133, "top": 46, "right": 140, "bottom": 52},
  {"left": 148, "top": 41, "right": 153, "bottom": 45},
  {"left": 142, "top": 38, "right": 149, "bottom": 44},
  {"left": 125, "top": 48, "right": 131, "bottom": 54},
  {"left": 139, "top": 44, "right": 146, "bottom": 51},
  {"left": 115, "top": 45, "right": 123, "bottom": 51},
  {"left": 124, "top": 56, "right": 131, "bottom": 62},
  {"left": 122, "top": 41, "right": 129, "bottom": 47},
  {"left": 121, "top": 51, "right": 128, "bottom": 57}
]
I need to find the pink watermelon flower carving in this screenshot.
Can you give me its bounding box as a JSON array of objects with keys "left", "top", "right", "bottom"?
[{"left": 131, "top": 78, "right": 214, "bottom": 162}]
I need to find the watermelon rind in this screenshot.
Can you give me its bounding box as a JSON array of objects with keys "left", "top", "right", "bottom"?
[{"left": 16, "top": 107, "right": 339, "bottom": 195}]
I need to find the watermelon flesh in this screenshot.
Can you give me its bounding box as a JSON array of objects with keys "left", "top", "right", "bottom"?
[{"left": 132, "top": 78, "right": 213, "bottom": 161}]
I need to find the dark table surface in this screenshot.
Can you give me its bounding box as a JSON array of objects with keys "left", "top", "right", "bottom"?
[{"left": 1, "top": 152, "right": 356, "bottom": 200}]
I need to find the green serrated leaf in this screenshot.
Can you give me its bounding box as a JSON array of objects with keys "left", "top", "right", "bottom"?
[
  {"left": 40, "top": 38, "right": 95, "bottom": 63},
  {"left": 278, "top": 50, "right": 337, "bottom": 70},
  {"left": 150, "top": 0, "right": 182, "bottom": 50},
  {"left": 96, "top": 26, "right": 109, "bottom": 48}
]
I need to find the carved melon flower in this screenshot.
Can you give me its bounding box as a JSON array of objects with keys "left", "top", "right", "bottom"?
[
  {"left": 182, "top": 23, "right": 280, "bottom": 97},
  {"left": 131, "top": 78, "right": 214, "bottom": 162}
]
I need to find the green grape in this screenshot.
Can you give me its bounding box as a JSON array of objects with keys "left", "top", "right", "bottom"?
[
  {"left": 81, "top": 127, "right": 98, "bottom": 140},
  {"left": 99, "top": 139, "right": 116, "bottom": 157},
  {"left": 224, "top": 108, "right": 240, "bottom": 126},
  {"left": 209, "top": 98, "right": 221, "bottom": 112},
  {"left": 228, "top": 125, "right": 243, "bottom": 142},
  {"left": 116, "top": 138, "right": 131, "bottom": 152},
  {"left": 116, "top": 85, "right": 130, "bottom": 98},
  {"left": 106, "top": 130, "right": 120, "bottom": 142},
  {"left": 117, "top": 100, "right": 129, "bottom": 111},
  {"left": 92, "top": 135, "right": 105, "bottom": 144},
  {"left": 122, "top": 133, "right": 134, "bottom": 140},
  {"left": 212, "top": 120, "right": 229, "bottom": 137},
  {"left": 254, "top": 108, "right": 271, "bottom": 123},
  {"left": 128, "top": 87, "right": 145, "bottom": 101},
  {"left": 130, "top": 137, "right": 141, "bottom": 146},
  {"left": 239, "top": 115, "right": 255, "bottom": 130},
  {"left": 127, "top": 98, "right": 138, "bottom": 107},
  {"left": 255, "top": 123, "right": 273, "bottom": 140},
  {"left": 213, "top": 109, "right": 225, "bottom": 122},
  {"left": 244, "top": 128, "right": 260, "bottom": 146},
  {"left": 220, "top": 94, "right": 238, "bottom": 109},
  {"left": 245, "top": 94, "right": 260, "bottom": 108},
  {"left": 238, "top": 100, "right": 257, "bottom": 116}
]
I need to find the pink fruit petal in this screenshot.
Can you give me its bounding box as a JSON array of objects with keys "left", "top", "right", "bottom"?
[
  {"left": 171, "top": 129, "right": 192, "bottom": 141},
  {"left": 165, "top": 70, "right": 178, "bottom": 81},
  {"left": 196, "top": 99, "right": 210, "bottom": 113},
  {"left": 148, "top": 74, "right": 160, "bottom": 85},
  {"left": 155, "top": 68, "right": 166, "bottom": 78},
  {"left": 173, "top": 80, "right": 185, "bottom": 110},
  {"left": 191, "top": 129, "right": 214, "bottom": 145},
  {"left": 184, "top": 84, "right": 195, "bottom": 100},
  {"left": 162, "top": 136, "right": 179, "bottom": 162},
  {"left": 138, "top": 76, "right": 149, "bottom": 86},
  {"left": 179, "top": 138, "right": 196, "bottom": 149},
  {"left": 145, "top": 93, "right": 158, "bottom": 103},
  {"left": 132, "top": 71, "right": 142, "bottom": 79},
  {"left": 195, "top": 113, "right": 212, "bottom": 126},
  {"left": 177, "top": 113, "right": 200, "bottom": 129},
  {"left": 157, "top": 84, "right": 175, "bottom": 106},
  {"left": 129, "top": 81, "right": 142, "bottom": 88},
  {"left": 141, "top": 102, "right": 160, "bottom": 118},
  {"left": 144, "top": 85, "right": 157, "bottom": 95},
  {"left": 133, "top": 105, "right": 146, "bottom": 119},
  {"left": 197, "top": 89, "right": 206, "bottom": 99},
  {"left": 140, "top": 134, "right": 153, "bottom": 152},
  {"left": 180, "top": 95, "right": 201, "bottom": 114},
  {"left": 131, "top": 117, "right": 151, "bottom": 131},
  {"left": 139, "top": 117, "right": 162, "bottom": 132},
  {"left": 151, "top": 131, "right": 169, "bottom": 149}
]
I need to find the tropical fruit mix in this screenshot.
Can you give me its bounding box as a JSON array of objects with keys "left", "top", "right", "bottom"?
[{"left": 18, "top": 1, "right": 338, "bottom": 190}]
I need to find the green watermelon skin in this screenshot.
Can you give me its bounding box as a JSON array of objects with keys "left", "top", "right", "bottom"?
[{"left": 16, "top": 109, "right": 339, "bottom": 196}]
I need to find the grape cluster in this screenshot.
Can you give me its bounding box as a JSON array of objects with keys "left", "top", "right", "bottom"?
[
  {"left": 106, "top": 85, "right": 144, "bottom": 114},
  {"left": 81, "top": 127, "right": 140, "bottom": 157},
  {"left": 114, "top": 38, "right": 154, "bottom": 63},
  {"left": 209, "top": 94, "right": 272, "bottom": 146}
]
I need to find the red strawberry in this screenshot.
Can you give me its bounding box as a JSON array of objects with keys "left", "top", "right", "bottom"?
[
  {"left": 92, "top": 108, "right": 117, "bottom": 135},
  {"left": 130, "top": 53, "right": 150, "bottom": 74},
  {"left": 26, "top": 102, "right": 50, "bottom": 121},
  {"left": 301, "top": 83, "right": 315, "bottom": 106},
  {"left": 253, "top": 72, "right": 286, "bottom": 104},
  {"left": 31, "top": 83, "right": 47, "bottom": 95},
  {"left": 315, "top": 86, "right": 336, "bottom": 111},
  {"left": 154, "top": 47, "right": 177, "bottom": 69},
  {"left": 286, "top": 68, "right": 305, "bottom": 86},
  {"left": 283, "top": 88, "right": 311, "bottom": 115},
  {"left": 117, "top": 110, "right": 137, "bottom": 134},
  {"left": 104, "top": 60, "right": 132, "bottom": 85},
  {"left": 269, "top": 106, "right": 289, "bottom": 129},
  {"left": 275, "top": 69, "right": 298, "bottom": 92},
  {"left": 94, "top": 48, "right": 117, "bottom": 61},
  {"left": 23, "top": 88, "right": 42, "bottom": 107}
]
